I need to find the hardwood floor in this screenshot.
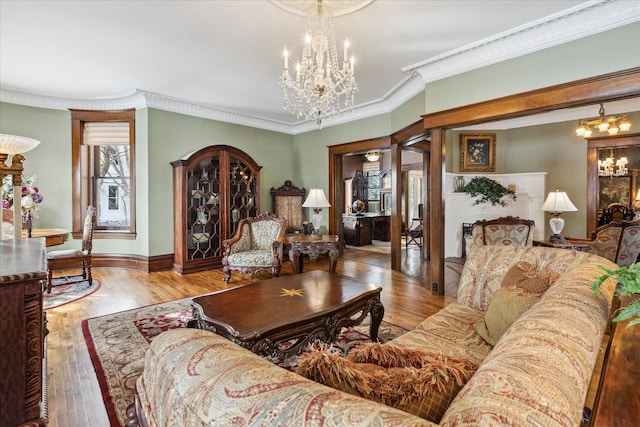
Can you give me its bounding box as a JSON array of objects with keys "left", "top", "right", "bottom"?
[
  {"left": 44, "top": 247, "right": 603, "bottom": 426},
  {"left": 46, "top": 247, "right": 458, "bottom": 427}
]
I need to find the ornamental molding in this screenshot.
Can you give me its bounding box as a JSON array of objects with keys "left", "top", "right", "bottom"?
[
  {"left": 2, "top": 0, "right": 637, "bottom": 134},
  {"left": 403, "top": 0, "right": 640, "bottom": 84}
]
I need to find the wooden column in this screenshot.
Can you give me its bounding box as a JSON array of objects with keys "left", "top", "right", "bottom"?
[
  {"left": 390, "top": 143, "right": 402, "bottom": 270},
  {"left": 429, "top": 128, "right": 446, "bottom": 295}
]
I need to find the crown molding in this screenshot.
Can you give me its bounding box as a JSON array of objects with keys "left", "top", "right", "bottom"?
[
  {"left": 403, "top": 0, "right": 640, "bottom": 84},
  {"left": 2, "top": 0, "right": 637, "bottom": 135}
]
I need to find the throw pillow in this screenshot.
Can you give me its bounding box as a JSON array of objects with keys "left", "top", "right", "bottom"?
[
  {"left": 474, "top": 289, "right": 541, "bottom": 346},
  {"left": 296, "top": 344, "right": 476, "bottom": 423},
  {"left": 500, "top": 261, "right": 560, "bottom": 296}
]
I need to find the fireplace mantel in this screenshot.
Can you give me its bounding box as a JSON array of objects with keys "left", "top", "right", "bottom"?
[{"left": 445, "top": 172, "right": 547, "bottom": 257}]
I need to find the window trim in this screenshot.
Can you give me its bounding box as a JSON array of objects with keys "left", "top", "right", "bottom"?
[{"left": 71, "top": 109, "right": 136, "bottom": 239}]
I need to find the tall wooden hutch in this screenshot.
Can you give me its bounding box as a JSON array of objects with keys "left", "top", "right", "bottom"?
[{"left": 171, "top": 145, "right": 261, "bottom": 274}]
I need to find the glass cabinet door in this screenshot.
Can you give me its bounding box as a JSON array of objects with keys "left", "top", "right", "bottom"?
[
  {"left": 186, "top": 155, "right": 221, "bottom": 261},
  {"left": 228, "top": 156, "right": 258, "bottom": 237}
]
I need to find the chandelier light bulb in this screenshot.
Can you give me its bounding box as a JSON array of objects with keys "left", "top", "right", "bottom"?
[
  {"left": 575, "top": 121, "right": 586, "bottom": 136},
  {"left": 598, "top": 121, "right": 610, "bottom": 132},
  {"left": 584, "top": 128, "right": 593, "bottom": 138},
  {"left": 620, "top": 116, "right": 631, "bottom": 132},
  {"left": 608, "top": 124, "right": 619, "bottom": 135}
]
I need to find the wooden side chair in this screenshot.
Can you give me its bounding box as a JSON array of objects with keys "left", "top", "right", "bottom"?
[
  {"left": 270, "top": 180, "right": 306, "bottom": 234},
  {"left": 46, "top": 205, "right": 96, "bottom": 293}
]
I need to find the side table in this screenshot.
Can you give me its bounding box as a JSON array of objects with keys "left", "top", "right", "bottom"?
[
  {"left": 286, "top": 234, "right": 339, "bottom": 274},
  {"left": 533, "top": 240, "right": 590, "bottom": 251}
]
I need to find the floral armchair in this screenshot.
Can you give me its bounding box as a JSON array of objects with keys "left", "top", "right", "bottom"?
[
  {"left": 221, "top": 212, "right": 287, "bottom": 283},
  {"left": 566, "top": 219, "right": 640, "bottom": 267},
  {"left": 465, "top": 216, "right": 535, "bottom": 256}
]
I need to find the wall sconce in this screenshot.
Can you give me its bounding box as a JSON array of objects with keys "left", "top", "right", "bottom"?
[
  {"left": 0, "top": 134, "right": 41, "bottom": 239},
  {"left": 302, "top": 188, "right": 331, "bottom": 237},
  {"left": 540, "top": 189, "right": 577, "bottom": 242},
  {"left": 365, "top": 150, "right": 381, "bottom": 162}
]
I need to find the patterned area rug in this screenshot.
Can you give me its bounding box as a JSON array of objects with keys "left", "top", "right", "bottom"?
[
  {"left": 44, "top": 278, "right": 100, "bottom": 310},
  {"left": 82, "top": 298, "right": 407, "bottom": 427}
]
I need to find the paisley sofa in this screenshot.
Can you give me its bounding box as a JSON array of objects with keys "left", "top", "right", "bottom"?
[{"left": 129, "top": 246, "right": 617, "bottom": 427}]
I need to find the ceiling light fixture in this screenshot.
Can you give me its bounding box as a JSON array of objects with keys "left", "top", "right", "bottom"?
[
  {"left": 598, "top": 148, "right": 628, "bottom": 177},
  {"left": 365, "top": 150, "right": 380, "bottom": 162},
  {"left": 575, "top": 103, "right": 632, "bottom": 138},
  {"left": 279, "top": 0, "right": 358, "bottom": 129}
]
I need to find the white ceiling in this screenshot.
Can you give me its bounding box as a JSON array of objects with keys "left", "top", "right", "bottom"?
[{"left": 1, "top": 0, "right": 638, "bottom": 134}]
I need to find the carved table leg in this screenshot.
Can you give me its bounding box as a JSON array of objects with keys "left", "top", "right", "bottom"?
[
  {"left": 289, "top": 247, "right": 303, "bottom": 274},
  {"left": 369, "top": 298, "right": 385, "bottom": 342}
]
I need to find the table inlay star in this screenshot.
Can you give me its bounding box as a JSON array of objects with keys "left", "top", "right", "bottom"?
[{"left": 280, "top": 288, "right": 304, "bottom": 297}]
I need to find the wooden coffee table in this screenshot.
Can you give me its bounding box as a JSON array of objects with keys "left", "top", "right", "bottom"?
[{"left": 189, "top": 270, "right": 384, "bottom": 358}]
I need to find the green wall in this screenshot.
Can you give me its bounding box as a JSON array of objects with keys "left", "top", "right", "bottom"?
[{"left": 2, "top": 22, "right": 638, "bottom": 258}]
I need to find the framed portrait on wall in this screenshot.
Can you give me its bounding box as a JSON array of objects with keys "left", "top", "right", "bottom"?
[{"left": 460, "top": 133, "right": 496, "bottom": 172}]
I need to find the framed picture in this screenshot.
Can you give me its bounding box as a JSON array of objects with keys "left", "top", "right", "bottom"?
[
  {"left": 460, "top": 133, "right": 496, "bottom": 172},
  {"left": 598, "top": 175, "right": 634, "bottom": 210}
]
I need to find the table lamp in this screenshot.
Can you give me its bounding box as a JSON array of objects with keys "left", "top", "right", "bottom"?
[
  {"left": 302, "top": 188, "right": 331, "bottom": 236},
  {"left": 540, "top": 189, "right": 577, "bottom": 242},
  {"left": 0, "top": 134, "right": 41, "bottom": 240}
]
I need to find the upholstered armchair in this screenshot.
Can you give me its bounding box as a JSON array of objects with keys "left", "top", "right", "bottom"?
[
  {"left": 565, "top": 219, "right": 640, "bottom": 267},
  {"left": 465, "top": 216, "right": 535, "bottom": 256},
  {"left": 222, "top": 212, "right": 287, "bottom": 283}
]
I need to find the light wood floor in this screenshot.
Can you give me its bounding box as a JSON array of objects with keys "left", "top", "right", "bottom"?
[{"left": 44, "top": 247, "right": 603, "bottom": 427}]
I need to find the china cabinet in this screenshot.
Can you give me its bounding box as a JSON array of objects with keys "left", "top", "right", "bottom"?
[{"left": 171, "top": 145, "right": 261, "bottom": 274}]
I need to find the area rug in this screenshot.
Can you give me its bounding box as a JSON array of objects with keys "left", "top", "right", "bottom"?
[
  {"left": 82, "top": 298, "right": 407, "bottom": 427},
  {"left": 44, "top": 278, "right": 100, "bottom": 310}
]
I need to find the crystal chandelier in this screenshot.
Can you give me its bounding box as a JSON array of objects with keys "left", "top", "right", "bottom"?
[
  {"left": 279, "top": 0, "right": 358, "bottom": 129},
  {"left": 575, "top": 103, "right": 632, "bottom": 138},
  {"left": 598, "top": 148, "right": 628, "bottom": 177}
]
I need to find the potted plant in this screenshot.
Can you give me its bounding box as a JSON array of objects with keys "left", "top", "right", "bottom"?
[
  {"left": 455, "top": 176, "right": 517, "bottom": 207},
  {"left": 592, "top": 262, "right": 640, "bottom": 327}
]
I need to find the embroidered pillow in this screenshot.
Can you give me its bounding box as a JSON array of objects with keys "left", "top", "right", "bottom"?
[{"left": 474, "top": 262, "right": 560, "bottom": 346}]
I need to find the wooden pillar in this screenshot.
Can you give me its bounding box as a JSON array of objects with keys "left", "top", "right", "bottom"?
[
  {"left": 390, "top": 143, "right": 402, "bottom": 270},
  {"left": 328, "top": 153, "right": 344, "bottom": 254},
  {"left": 430, "top": 128, "right": 446, "bottom": 295}
]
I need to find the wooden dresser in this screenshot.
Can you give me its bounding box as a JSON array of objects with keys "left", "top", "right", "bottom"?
[{"left": 0, "top": 238, "right": 48, "bottom": 426}]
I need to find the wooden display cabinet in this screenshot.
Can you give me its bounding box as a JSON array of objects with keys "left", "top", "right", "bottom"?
[{"left": 171, "top": 145, "right": 261, "bottom": 274}]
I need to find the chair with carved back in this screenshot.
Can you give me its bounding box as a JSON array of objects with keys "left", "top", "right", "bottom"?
[
  {"left": 597, "top": 202, "right": 635, "bottom": 227},
  {"left": 270, "top": 180, "right": 307, "bottom": 234},
  {"left": 465, "top": 216, "right": 535, "bottom": 256},
  {"left": 566, "top": 219, "right": 640, "bottom": 267},
  {"left": 46, "top": 205, "right": 96, "bottom": 293},
  {"left": 221, "top": 212, "right": 287, "bottom": 283}
]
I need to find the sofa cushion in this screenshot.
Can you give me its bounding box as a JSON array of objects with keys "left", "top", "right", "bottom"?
[{"left": 296, "top": 344, "right": 476, "bottom": 423}]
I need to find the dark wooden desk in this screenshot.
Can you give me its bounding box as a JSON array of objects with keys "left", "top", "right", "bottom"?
[
  {"left": 533, "top": 239, "right": 590, "bottom": 251},
  {"left": 286, "top": 234, "right": 339, "bottom": 274},
  {"left": 23, "top": 228, "right": 70, "bottom": 247},
  {"left": 590, "top": 295, "right": 640, "bottom": 426},
  {"left": 189, "top": 270, "right": 384, "bottom": 357}
]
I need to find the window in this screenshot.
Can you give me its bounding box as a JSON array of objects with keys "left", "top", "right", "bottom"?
[{"left": 71, "top": 109, "right": 136, "bottom": 239}]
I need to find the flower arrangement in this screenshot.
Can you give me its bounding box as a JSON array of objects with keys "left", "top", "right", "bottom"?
[
  {"left": 1, "top": 174, "right": 44, "bottom": 218},
  {"left": 592, "top": 263, "right": 640, "bottom": 327}
]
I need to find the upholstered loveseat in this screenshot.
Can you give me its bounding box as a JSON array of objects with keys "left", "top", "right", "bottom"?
[{"left": 129, "top": 246, "right": 617, "bottom": 426}]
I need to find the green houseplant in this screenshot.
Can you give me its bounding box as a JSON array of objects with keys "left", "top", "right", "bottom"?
[
  {"left": 456, "top": 176, "right": 517, "bottom": 207},
  {"left": 592, "top": 262, "right": 640, "bottom": 327}
]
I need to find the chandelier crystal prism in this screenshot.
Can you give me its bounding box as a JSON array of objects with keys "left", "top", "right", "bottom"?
[{"left": 279, "top": 0, "right": 358, "bottom": 129}]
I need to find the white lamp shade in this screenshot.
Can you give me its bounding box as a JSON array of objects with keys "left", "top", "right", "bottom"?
[
  {"left": 541, "top": 190, "right": 578, "bottom": 213},
  {"left": 0, "top": 133, "right": 41, "bottom": 154},
  {"left": 303, "top": 188, "right": 331, "bottom": 208}
]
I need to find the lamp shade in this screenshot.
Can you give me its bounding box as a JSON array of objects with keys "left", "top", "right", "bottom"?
[
  {"left": 0, "top": 133, "right": 41, "bottom": 154},
  {"left": 540, "top": 190, "right": 578, "bottom": 213},
  {"left": 303, "top": 188, "right": 331, "bottom": 208}
]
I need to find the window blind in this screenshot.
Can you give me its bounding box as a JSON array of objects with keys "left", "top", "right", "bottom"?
[{"left": 83, "top": 122, "right": 130, "bottom": 146}]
